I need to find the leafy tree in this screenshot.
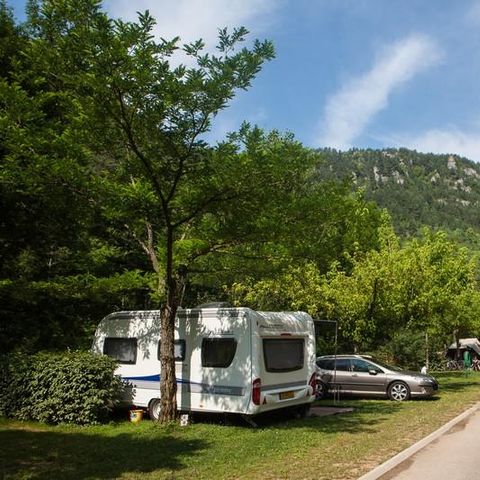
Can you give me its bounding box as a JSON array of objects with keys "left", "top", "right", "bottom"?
[
  {"left": 14, "top": 0, "right": 278, "bottom": 421},
  {"left": 321, "top": 228, "right": 480, "bottom": 352},
  {"left": 377, "top": 328, "right": 426, "bottom": 369},
  {"left": 0, "top": 0, "right": 23, "bottom": 81},
  {"left": 229, "top": 202, "right": 386, "bottom": 343},
  {"left": 1, "top": 0, "right": 155, "bottom": 352},
  {"left": 233, "top": 216, "right": 480, "bottom": 355}
]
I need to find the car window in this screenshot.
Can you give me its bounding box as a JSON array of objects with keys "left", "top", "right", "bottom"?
[
  {"left": 368, "top": 362, "right": 384, "bottom": 373},
  {"left": 335, "top": 359, "right": 351, "bottom": 371},
  {"left": 317, "top": 359, "right": 334, "bottom": 370},
  {"left": 351, "top": 359, "right": 372, "bottom": 372}
]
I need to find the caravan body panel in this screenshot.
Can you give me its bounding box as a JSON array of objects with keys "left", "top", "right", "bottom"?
[{"left": 92, "top": 307, "right": 316, "bottom": 416}]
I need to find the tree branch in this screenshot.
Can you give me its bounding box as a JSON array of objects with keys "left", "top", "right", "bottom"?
[{"left": 125, "top": 222, "right": 161, "bottom": 275}]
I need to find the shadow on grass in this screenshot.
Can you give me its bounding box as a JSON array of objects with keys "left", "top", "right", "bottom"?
[
  {"left": 187, "top": 399, "right": 405, "bottom": 435},
  {"left": 431, "top": 371, "right": 480, "bottom": 393},
  {"left": 435, "top": 381, "right": 480, "bottom": 392},
  {"left": 256, "top": 394, "right": 448, "bottom": 433},
  {"left": 0, "top": 426, "right": 207, "bottom": 480}
]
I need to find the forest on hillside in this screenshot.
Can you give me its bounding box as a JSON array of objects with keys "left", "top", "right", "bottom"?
[
  {"left": 1, "top": 0, "right": 480, "bottom": 374},
  {"left": 317, "top": 148, "right": 480, "bottom": 242}
]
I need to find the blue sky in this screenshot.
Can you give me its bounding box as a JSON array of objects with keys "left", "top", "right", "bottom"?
[{"left": 8, "top": 0, "right": 480, "bottom": 161}]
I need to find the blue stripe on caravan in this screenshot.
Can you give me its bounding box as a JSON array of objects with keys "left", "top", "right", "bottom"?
[
  {"left": 124, "top": 375, "right": 245, "bottom": 396},
  {"left": 125, "top": 374, "right": 160, "bottom": 382},
  {"left": 124, "top": 375, "right": 190, "bottom": 384}
]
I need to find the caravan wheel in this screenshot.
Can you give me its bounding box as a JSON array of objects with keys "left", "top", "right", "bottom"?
[{"left": 148, "top": 399, "right": 161, "bottom": 421}]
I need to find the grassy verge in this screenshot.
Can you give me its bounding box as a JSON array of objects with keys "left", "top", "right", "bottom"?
[{"left": 2, "top": 372, "right": 480, "bottom": 480}]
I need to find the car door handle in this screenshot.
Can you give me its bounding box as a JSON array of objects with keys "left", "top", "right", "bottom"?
[{"left": 352, "top": 374, "right": 358, "bottom": 377}]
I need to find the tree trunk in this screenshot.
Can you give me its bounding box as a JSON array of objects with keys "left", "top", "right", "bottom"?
[
  {"left": 425, "top": 332, "right": 429, "bottom": 370},
  {"left": 158, "top": 224, "right": 188, "bottom": 423},
  {"left": 159, "top": 299, "right": 178, "bottom": 422},
  {"left": 453, "top": 328, "right": 460, "bottom": 361}
]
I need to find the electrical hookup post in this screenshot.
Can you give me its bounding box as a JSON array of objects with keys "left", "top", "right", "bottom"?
[{"left": 314, "top": 319, "right": 339, "bottom": 404}]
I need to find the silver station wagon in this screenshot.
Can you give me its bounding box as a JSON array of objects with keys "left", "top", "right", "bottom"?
[{"left": 316, "top": 354, "right": 439, "bottom": 401}]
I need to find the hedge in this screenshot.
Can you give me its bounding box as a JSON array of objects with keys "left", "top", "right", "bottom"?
[{"left": 0, "top": 351, "right": 123, "bottom": 425}]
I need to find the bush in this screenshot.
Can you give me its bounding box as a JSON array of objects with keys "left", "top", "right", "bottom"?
[
  {"left": 0, "top": 351, "right": 123, "bottom": 425},
  {"left": 376, "top": 329, "right": 426, "bottom": 370}
]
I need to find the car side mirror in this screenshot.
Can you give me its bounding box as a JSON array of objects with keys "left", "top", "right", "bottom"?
[{"left": 369, "top": 369, "right": 378, "bottom": 376}]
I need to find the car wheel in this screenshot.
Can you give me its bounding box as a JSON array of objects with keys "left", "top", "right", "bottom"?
[
  {"left": 148, "top": 398, "right": 161, "bottom": 421},
  {"left": 316, "top": 381, "right": 328, "bottom": 400},
  {"left": 388, "top": 381, "right": 410, "bottom": 401}
]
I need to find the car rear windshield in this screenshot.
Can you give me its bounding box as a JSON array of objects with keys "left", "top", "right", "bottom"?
[
  {"left": 263, "top": 338, "right": 304, "bottom": 372},
  {"left": 370, "top": 358, "right": 403, "bottom": 371}
]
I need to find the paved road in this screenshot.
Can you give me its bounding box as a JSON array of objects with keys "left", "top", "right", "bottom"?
[{"left": 379, "top": 407, "right": 480, "bottom": 480}]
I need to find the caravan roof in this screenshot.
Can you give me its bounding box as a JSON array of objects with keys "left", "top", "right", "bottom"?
[{"left": 447, "top": 338, "right": 480, "bottom": 355}]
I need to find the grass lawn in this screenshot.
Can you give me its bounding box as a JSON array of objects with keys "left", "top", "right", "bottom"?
[{"left": 1, "top": 372, "right": 480, "bottom": 480}]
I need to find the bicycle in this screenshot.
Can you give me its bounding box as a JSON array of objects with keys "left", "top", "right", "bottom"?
[{"left": 446, "top": 359, "right": 464, "bottom": 370}]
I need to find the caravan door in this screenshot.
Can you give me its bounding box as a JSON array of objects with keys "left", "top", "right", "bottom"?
[{"left": 177, "top": 308, "right": 253, "bottom": 414}]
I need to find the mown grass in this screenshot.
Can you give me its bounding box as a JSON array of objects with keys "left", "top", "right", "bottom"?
[{"left": 1, "top": 372, "right": 480, "bottom": 480}]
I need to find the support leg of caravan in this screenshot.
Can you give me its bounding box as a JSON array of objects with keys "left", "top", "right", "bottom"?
[
  {"left": 294, "top": 404, "right": 311, "bottom": 419},
  {"left": 241, "top": 415, "right": 258, "bottom": 428}
]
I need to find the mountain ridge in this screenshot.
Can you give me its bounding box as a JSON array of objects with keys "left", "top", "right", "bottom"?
[{"left": 316, "top": 148, "right": 480, "bottom": 238}]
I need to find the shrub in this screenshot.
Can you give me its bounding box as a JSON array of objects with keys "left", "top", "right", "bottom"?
[
  {"left": 0, "top": 352, "right": 33, "bottom": 420},
  {"left": 376, "top": 329, "right": 426, "bottom": 370},
  {"left": 0, "top": 351, "right": 123, "bottom": 425}
]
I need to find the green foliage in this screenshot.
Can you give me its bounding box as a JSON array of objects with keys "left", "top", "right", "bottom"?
[
  {"left": 0, "top": 271, "right": 151, "bottom": 352},
  {"left": 0, "top": 1, "right": 23, "bottom": 81},
  {"left": 2, "top": 0, "right": 480, "bottom": 375},
  {"left": 376, "top": 329, "right": 426, "bottom": 370},
  {"left": 0, "top": 351, "right": 123, "bottom": 424},
  {"left": 232, "top": 224, "right": 480, "bottom": 354},
  {"left": 230, "top": 262, "right": 325, "bottom": 313},
  {"left": 323, "top": 229, "right": 480, "bottom": 350},
  {"left": 13, "top": 0, "right": 278, "bottom": 421}
]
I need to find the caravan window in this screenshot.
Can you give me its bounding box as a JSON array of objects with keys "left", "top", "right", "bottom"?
[
  {"left": 103, "top": 337, "right": 137, "bottom": 364},
  {"left": 263, "top": 338, "right": 304, "bottom": 372},
  {"left": 157, "top": 340, "right": 186, "bottom": 362},
  {"left": 201, "top": 338, "right": 237, "bottom": 368}
]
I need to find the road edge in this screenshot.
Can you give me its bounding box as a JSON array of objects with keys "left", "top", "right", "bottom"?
[{"left": 357, "top": 402, "right": 480, "bottom": 480}]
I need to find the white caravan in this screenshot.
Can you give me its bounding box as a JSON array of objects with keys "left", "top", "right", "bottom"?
[{"left": 92, "top": 306, "right": 317, "bottom": 420}]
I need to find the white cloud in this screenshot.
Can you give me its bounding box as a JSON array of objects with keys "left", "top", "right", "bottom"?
[
  {"left": 314, "top": 34, "right": 443, "bottom": 150},
  {"left": 102, "top": 0, "right": 278, "bottom": 138},
  {"left": 388, "top": 129, "right": 480, "bottom": 162},
  {"left": 466, "top": 1, "right": 480, "bottom": 26},
  {"left": 105, "top": 0, "right": 279, "bottom": 48}
]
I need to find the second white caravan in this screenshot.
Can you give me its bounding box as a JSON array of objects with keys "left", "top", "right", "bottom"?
[{"left": 92, "top": 306, "right": 317, "bottom": 420}]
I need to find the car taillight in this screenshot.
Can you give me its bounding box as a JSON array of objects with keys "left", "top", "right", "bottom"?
[
  {"left": 252, "top": 378, "right": 261, "bottom": 405},
  {"left": 308, "top": 372, "right": 316, "bottom": 396}
]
